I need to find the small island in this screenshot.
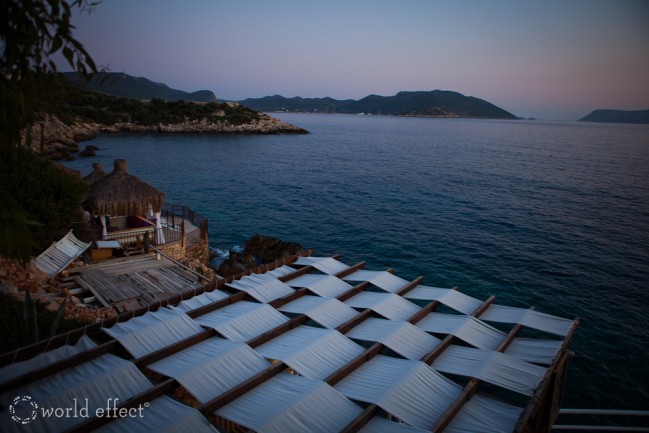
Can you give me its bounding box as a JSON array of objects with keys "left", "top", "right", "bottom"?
[{"left": 578, "top": 109, "right": 649, "bottom": 124}]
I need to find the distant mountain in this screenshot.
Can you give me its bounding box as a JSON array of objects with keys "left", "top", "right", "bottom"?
[
  {"left": 239, "top": 90, "right": 518, "bottom": 119},
  {"left": 578, "top": 109, "right": 649, "bottom": 124},
  {"left": 63, "top": 72, "right": 217, "bottom": 103}
]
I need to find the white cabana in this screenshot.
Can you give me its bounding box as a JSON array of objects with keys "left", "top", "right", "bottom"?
[
  {"left": 480, "top": 304, "right": 575, "bottom": 336},
  {"left": 277, "top": 295, "right": 358, "bottom": 328},
  {"left": 255, "top": 326, "right": 364, "bottom": 380},
  {"left": 431, "top": 345, "right": 547, "bottom": 396},
  {"left": 335, "top": 355, "right": 461, "bottom": 430},
  {"left": 345, "top": 318, "right": 441, "bottom": 360},
  {"left": 102, "top": 308, "right": 203, "bottom": 358},
  {"left": 342, "top": 270, "right": 410, "bottom": 293},
  {"left": 217, "top": 373, "right": 362, "bottom": 433},
  {"left": 415, "top": 312, "right": 506, "bottom": 350},
  {"left": 404, "top": 285, "right": 484, "bottom": 314},
  {"left": 149, "top": 337, "right": 270, "bottom": 404},
  {"left": 344, "top": 291, "right": 421, "bottom": 320},
  {"left": 285, "top": 273, "right": 354, "bottom": 297},
  {"left": 293, "top": 256, "right": 351, "bottom": 274},
  {"left": 195, "top": 301, "right": 288, "bottom": 342}
]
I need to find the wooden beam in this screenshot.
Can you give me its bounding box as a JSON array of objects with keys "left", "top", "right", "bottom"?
[
  {"left": 246, "top": 315, "right": 310, "bottom": 348},
  {"left": 186, "top": 291, "right": 248, "bottom": 319},
  {"left": 325, "top": 343, "right": 383, "bottom": 386},
  {"left": 340, "top": 404, "right": 380, "bottom": 433},
  {"left": 407, "top": 299, "right": 443, "bottom": 325},
  {"left": 335, "top": 309, "right": 373, "bottom": 334},
  {"left": 201, "top": 362, "right": 286, "bottom": 413},
  {"left": 134, "top": 328, "right": 217, "bottom": 368},
  {"left": 337, "top": 281, "right": 372, "bottom": 302},
  {"left": 269, "top": 287, "right": 310, "bottom": 309},
  {"left": 395, "top": 276, "right": 424, "bottom": 296},
  {"left": 335, "top": 261, "right": 366, "bottom": 279}
]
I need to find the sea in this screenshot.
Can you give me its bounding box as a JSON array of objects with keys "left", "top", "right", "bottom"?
[{"left": 62, "top": 113, "right": 649, "bottom": 411}]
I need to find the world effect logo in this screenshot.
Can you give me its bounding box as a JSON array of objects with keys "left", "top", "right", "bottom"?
[{"left": 9, "top": 395, "right": 149, "bottom": 424}]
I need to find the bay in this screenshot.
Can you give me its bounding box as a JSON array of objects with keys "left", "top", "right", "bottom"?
[{"left": 62, "top": 113, "right": 649, "bottom": 409}]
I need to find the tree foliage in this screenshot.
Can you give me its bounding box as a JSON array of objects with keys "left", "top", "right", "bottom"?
[{"left": 0, "top": 0, "right": 97, "bottom": 260}]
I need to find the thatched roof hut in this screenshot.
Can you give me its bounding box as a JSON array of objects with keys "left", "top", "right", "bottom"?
[
  {"left": 82, "top": 162, "right": 107, "bottom": 185},
  {"left": 83, "top": 159, "right": 164, "bottom": 216}
]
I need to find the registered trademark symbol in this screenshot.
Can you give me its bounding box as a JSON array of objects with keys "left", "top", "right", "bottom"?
[{"left": 144, "top": 402, "right": 150, "bottom": 407}]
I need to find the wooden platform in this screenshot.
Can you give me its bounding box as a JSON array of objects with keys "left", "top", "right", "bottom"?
[{"left": 71, "top": 254, "right": 207, "bottom": 312}]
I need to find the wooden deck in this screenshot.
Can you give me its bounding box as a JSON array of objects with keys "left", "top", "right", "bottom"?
[{"left": 70, "top": 254, "right": 207, "bottom": 313}]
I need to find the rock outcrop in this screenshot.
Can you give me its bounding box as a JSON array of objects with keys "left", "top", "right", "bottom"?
[
  {"left": 218, "top": 234, "right": 304, "bottom": 277},
  {"left": 24, "top": 112, "right": 308, "bottom": 160}
]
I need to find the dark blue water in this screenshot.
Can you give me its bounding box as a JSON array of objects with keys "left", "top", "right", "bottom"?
[{"left": 63, "top": 114, "right": 649, "bottom": 410}]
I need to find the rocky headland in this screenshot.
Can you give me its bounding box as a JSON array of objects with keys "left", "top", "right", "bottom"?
[{"left": 25, "top": 110, "right": 308, "bottom": 160}]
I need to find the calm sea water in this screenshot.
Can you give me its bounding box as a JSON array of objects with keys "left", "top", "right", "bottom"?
[{"left": 63, "top": 114, "right": 649, "bottom": 410}]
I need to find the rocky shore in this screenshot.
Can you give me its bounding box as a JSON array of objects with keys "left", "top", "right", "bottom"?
[{"left": 26, "top": 111, "right": 308, "bottom": 160}]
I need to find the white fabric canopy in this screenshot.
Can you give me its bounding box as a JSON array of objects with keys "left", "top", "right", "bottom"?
[
  {"left": 217, "top": 372, "right": 362, "bottom": 433},
  {"left": 170, "top": 290, "right": 229, "bottom": 313},
  {"left": 195, "top": 301, "right": 288, "bottom": 342},
  {"left": 432, "top": 345, "right": 547, "bottom": 396},
  {"left": 293, "top": 256, "right": 351, "bottom": 275},
  {"left": 446, "top": 394, "right": 523, "bottom": 433},
  {"left": 404, "top": 285, "right": 484, "bottom": 314},
  {"left": 0, "top": 335, "right": 96, "bottom": 383},
  {"left": 285, "top": 273, "right": 353, "bottom": 297},
  {"left": 360, "top": 417, "right": 429, "bottom": 433},
  {"left": 255, "top": 326, "right": 364, "bottom": 380},
  {"left": 1, "top": 354, "right": 152, "bottom": 433},
  {"left": 342, "top": 270, "right": 410, "bottom": 293},
  {"left": 505, "top": 338, "right": 563, "bottom": 364},
  {"left": 263, "top": 264, "right": 297, "bottom": 278},
  {"left": 335, "top": 355, "right": 461, "bottom": 430},
  {"left": 344, "top": 292, "right": 420, "bottom": 320},
  {"left": 154, "top": 210, "right": 165, "bottom": 244},
  {"left": 103, "top": 308, "right": 203, "bottom": 358},
  {"left": 480, "top": 304, "right": 575, "bottom": 336},
  {"left": 415, "top": 313, "right": 506, "bottom": 350},
  {"left": 277, "top": 295, "right": 358, "bottom": 328},
  {"left": 96, "top": 396, "right": 217, "bottom": 433},
  {"left": 149, "top": 337, "right": 270, "bottom": 404},
  {"left": 226, "top": 277, "right": 294, "bottom": 303},
  {"left": 345, "top": 318, "right": 441, "bottom": 360}
]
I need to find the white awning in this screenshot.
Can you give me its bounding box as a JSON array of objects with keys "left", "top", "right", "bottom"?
[
  {"left": 344, "top": 292, "right": 420, "bottom": 320},
  {"left": 103, "top": 308, "right": 203, "bottom": 358},
  {"left": 345, "top": 318, "right": 441, "bottom": 360},
  {"left": 293, "top": 256, "right": 351, "bottom": 274},
  {"left": 404, "top": 285, "right": 483, "bottom": 314},
  {"left": 195, "top": 301, "right": 288, "bottom": 342},
  {"left": 335, "top": 355, "right": 461, "bottom": 430},
  {"left": 226, "top": 277, "right": 295, "bottom": 303},
  {"left": 277, "top": 295, "right": 358, "bottom": 328},
  {"left": 446, "top": 394, "right": 523, "bottom": 433},
  {"left": 217, "top": 372, "right": 362, "bottom": 433},
  {"left": 149, "top": 337, "right": 270, "bottom": 404},
  {"left": 360, "top": 417, "right": 430, "bottom": 433},
  {"left": 480, "top": 304, "right": 575, "bottom": 336},
  {"left": 96, "top": 396, "right": 218, "bottom": 433},
  {"left": 504, "top": 338, "right": 563, "bottom": 364},
  {"left": 1, "top": 354, "right": 152, "bottom": 433},
  {"left": 285, "top": 273, "right": 354, "bottom": 297},
  {"left": 342, "top": 270, "right": 410, "bottom": 293},
  {"left": 169, "top": 290, "right": 229, "bottom": 313},
  {"left": 415, "top": 313, "right": 505, "bottom": 350},
  {"left": 432, "top": 345, "right": 547, "bottom": 396},
  {"left": 255, "top": 326, "right": 364, "bottom": 380}
]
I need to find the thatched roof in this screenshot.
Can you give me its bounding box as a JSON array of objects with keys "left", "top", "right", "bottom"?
[
  {"left": 82, "top": 162, "right": 107, "bottom": 185},
  {"left": 83, "top": 159, "right": 164, "bottom": 215}
]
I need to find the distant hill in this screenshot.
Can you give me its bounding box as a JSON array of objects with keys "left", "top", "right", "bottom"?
[
  {"left": 578, "top": 109, "right": 649, "bottom": 124},
  {"left": 63, "top": 72, "right": 217, "bottom": 103},
  {"left": 239, "top": 90, "right": 518, "bottom": 119}
]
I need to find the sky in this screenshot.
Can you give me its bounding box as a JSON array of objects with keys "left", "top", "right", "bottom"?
[{"left": 64, "top": 0, "right": 649, "bottom": 120}]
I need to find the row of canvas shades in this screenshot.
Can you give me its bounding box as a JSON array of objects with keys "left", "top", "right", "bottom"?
[{"left": 0, "top": 255, "right": 577, "bottom": 433}]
